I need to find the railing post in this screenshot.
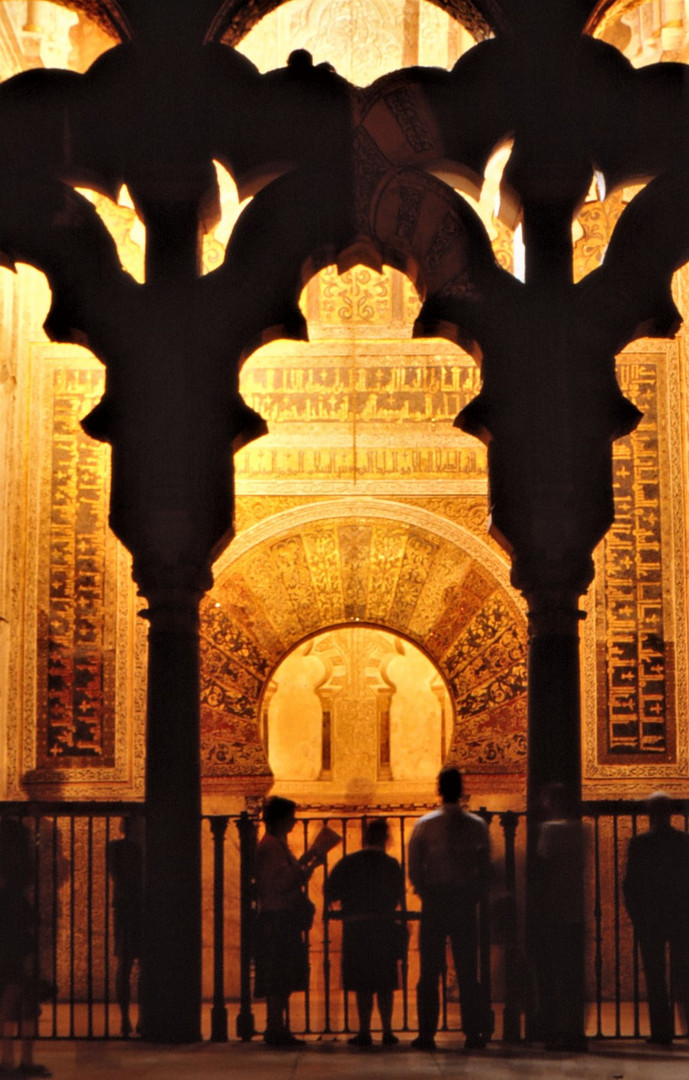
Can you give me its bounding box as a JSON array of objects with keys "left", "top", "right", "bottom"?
[
  {"left": 631, "top": 811, "right": 641, "bottom": 1039},
  {"left": 477, "top": 808, "right": 495, "bottom": 1039},
  {"left": 499, "top": 810, "right": 522, "bottom": 1042},
  {"left": 209, "top": 816, "right": 229, "bottom": 1042},
  {"left": 236, "top": 811, "right": 257, "bottom": 1041},
  {"left": 323, "top": 854, "right": 332, "bottom": 1035},
  {"left": 612, "top": 813, "right": 622, "bottom": 1037}
]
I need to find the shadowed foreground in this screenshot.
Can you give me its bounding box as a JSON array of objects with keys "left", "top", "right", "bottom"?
[{"left": 29, "top": 1037, "right": 689, "bottom": 1080}]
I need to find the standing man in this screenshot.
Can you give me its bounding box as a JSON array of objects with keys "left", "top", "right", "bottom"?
[
  {"left": 108, "top": 817, "right": 144, "bottom": 1038},
  {"left": 408, "top": 767, "right": 491, "bottom": 1051},
  {"left": 325, "top": 818, "right": 405, "bottom": 1047},
  {"left": 623, "top": 791, "right": 689, "bottom": 1045}
]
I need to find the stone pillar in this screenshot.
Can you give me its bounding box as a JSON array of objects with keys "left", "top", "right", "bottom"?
[
  {"left": 525, "top": 599, "right": 583, "bottom": 825},
  {"left": 138, "top": 585, "right": 203, "bottom": 1042}
]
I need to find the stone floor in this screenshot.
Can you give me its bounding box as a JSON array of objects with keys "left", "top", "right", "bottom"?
[{"left": 17, "top": 1036, "right": 689, "bottom": 1080}]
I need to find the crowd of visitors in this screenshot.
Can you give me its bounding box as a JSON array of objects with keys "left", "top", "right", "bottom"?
[{"left": 253, "top": 768, "right": 689, "bottom": 1053}]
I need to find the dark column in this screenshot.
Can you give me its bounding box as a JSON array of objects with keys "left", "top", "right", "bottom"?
[
  {"left": 490, "top": 90, "right": 595, "bottom": 1040},
  {"left": 525, "top": 600, "right": 583, "bottom": 823},
  {"left": 522, "top": 596, "right": 585, "bottom": 1044},
  {"left": 139, "top": 588, "right": 202, "bottom": 1043}
]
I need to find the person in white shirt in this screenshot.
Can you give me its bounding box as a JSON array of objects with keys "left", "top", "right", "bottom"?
[{"left": 408, "top": 767, "right": 490, "bottom": 1051}]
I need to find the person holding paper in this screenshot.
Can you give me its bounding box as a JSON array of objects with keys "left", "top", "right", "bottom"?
[{"left": 254, "top": 796, "right": 317, "bottom": 1047}]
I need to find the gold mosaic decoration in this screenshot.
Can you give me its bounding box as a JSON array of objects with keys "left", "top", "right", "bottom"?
[
  {"left": 41, "top": 366, "right": 113, "bottom": 764},
  {"left": 587, "top": 339, "right": 688, "bottom": 776},
  {"left": 9, "top": 336, "right": 145, "bottom": 799},
  {"left": 200, "top": 511, "right": 528, "bottom": 778},
  {"left": 574, "top": 189, "right": 687, "bottom": 774}
]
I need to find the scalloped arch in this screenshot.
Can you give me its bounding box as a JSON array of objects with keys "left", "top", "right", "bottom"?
[
  {"left": 199, "top": 499, "right": 528, "bottom": 787},
  {"left": 205, "top": 0, "right": 639, "bottom": 45},
  {"left": 206, "top": 0, "right": 495, "bottom": 45},
  {"left": 40, "top": 0, "right": 642, "bottom": 51}
]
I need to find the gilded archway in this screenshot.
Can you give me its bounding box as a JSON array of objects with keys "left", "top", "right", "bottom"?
[{"left": 199, "top": 499, "right": 527, "bottom": 795}]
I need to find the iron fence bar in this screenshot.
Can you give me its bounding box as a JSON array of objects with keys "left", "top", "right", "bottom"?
[
  {"left": 613, "top": 813, "right": 621, "bottom": 1037},
  {"left": 631, "top": 811, "right": 640, "bottom": 1039},
  {"left": 103, "top": 815, "right": 111, "bottom": 1039},
  {"left": 477, "top": 808, "right": 494, "bottom": 1039},
  {"left": 341, "top": 819, "right": 350, "bottom": 1035},
  {"left": 30, "top": 813, "right": 40, "bottom": 1044},
  {"left": 301, "top": 817, "right": 312, "bottom": 1035},
  {"left": 69, "top": 816, "right": 76, "bottom": 1039},
  {"left": 500, "top": 810, "right": 521, "bottom": 1042},
  {"left": 87, "top": 815, "right": 94, "bottom": 1038},
  {"left": 50, "top": 815, "right": 59, "bottom": 1039},
  {"left": 13, "top": 813, "right": 27, "bottom": 1043},
  {"left": 440, "top": 953, "right": 448, "bottom": 1032},
  {"left": 235, "top": 811, "right": 256, "bottom": 1042},
  {"left": 398, "top": 814, "right": 410, "bottom": 1032},
  {"left": 591, "top": 812, "right": 603, "bottom": 1038},
  {"left": 321, "top": 819, "right": 334, "bottom": 1035},
  {"left": 208, "top": 816, "right": 229, "bottom": 1042}
]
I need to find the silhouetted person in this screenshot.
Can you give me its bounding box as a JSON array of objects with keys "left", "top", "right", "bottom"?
[
  {"left": 0, "top": 818, "right": 51, "bottom": 1077},
  {"left": 408, "top": 767, "right": 490, "bottom": 1051},
  {"left": 107, "top": 817, "right": 143, "bottom": 1038},
  {"left": 254, "top": 796, "right": 319, "bottom": 1047},
  {"left": 623, "top": 791, "right": 689, "bottom": 1045},
  {"left": 533, "top": 782, "right": 588, "bottom": 1052},
  {"left": 325, "top": 818, "right": 405, "bottom": 1047}
]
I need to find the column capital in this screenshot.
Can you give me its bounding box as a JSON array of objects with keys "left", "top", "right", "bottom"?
[{"left": 524, "top": 589, "right": 586, "bottom": 640}]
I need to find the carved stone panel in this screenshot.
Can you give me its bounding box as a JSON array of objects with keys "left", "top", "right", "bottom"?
[{"left": 8, "top": 339, "right": 145, "bottom": 799}]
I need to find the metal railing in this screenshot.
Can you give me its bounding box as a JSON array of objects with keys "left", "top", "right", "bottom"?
[
  {"left": 0, "top": 802, "right": 145, "bottom": 1040},
  {"left": 229, "top": 807, "right": 521, "bottom": 1043},
  {"left": 584, "top": 799, "right": 689, "bottom": 1040},
  {"left": 0, "top": 799, "right": 685, "bottom": 1041}
]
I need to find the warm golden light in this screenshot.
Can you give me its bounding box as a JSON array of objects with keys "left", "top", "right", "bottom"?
[
  {"left": 74, "top": 186, "right": 145, "bottom": 283},
  {"left": 237, "top": 0, "right": 476, "bottom": 83},
  {"left": 265, "top": 627, "right": 451, "bottom": 797},
  {"left": 74, "top": 166, "right": 249, "bottom": 282}
]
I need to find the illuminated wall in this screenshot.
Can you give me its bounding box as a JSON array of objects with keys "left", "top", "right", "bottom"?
[{"left": 1, "top": 0, "right": 689, "bottom": 809}]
